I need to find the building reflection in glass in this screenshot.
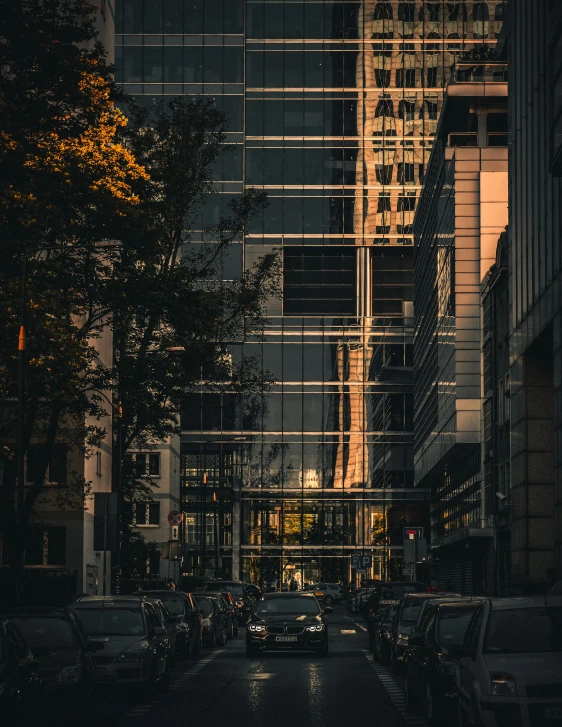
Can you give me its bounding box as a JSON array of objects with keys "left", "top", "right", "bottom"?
[{"left": 115, "top": 0, "right": 504, "bottom": 584}]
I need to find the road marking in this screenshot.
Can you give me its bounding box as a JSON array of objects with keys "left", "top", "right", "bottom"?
[
  {"left": 124, "top": 649, "right": 226, "bottom": 719},
  {"left": 341, "top": 629, "right": 357, "bottom": 634},
  {"left": 362, "top": 650, "right": 428, "bottom": 727},
  {"left": 354, "top": 622, "right": 368, "bottom": 632}
]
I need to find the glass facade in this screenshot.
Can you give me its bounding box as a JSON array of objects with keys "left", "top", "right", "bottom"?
[{"left": 115, "top": 0, "right": 503, "bottom": 586}]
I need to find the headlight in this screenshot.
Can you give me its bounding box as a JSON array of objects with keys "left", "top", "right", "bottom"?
[
  {"left": 491, "top": 673, "right": 517, "bottom": 696},
  {"left": 306, "top": 624, "right": 325, "bottom": 632},
  {"left": 202, "top": 617, "right": 211, "bottom": 627},
  {"left": 396, "top": 633, "right": 409, "bottom": 645},
  {"left": 55, "top": 666, "right": 81, "bottom": 684},
  {"left": 248, "top": 624, "right": 265, "bottom": 632},
  {"left": 117, "top": 641, "right": 149, "bottom": 663}
]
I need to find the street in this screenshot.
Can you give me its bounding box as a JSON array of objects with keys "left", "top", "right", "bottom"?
[{"left": 80, "top": 606, "right": 424, "bottom": 727}]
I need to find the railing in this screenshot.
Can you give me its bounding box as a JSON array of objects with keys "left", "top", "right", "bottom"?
[{"left": 453, "top": 62, "right": 508, "bottom": 84}]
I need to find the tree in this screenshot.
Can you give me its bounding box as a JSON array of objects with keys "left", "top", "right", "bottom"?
[{"left": 0, "top": 1, "right": 278, "bottom": 581}]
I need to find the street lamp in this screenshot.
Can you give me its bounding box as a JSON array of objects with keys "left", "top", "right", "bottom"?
[{"left": 16, "top": 240, "right": 121, "bottom": 576}]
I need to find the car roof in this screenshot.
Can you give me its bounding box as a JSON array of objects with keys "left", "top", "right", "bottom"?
[
  {"left": 261, "top": 592, "right": 316, "bottom": 598},
  {"left": 403, "top": 592, "right": 461, "bottom": 600},
  {"left": 487, "top": 596, "right": 562, "bottom": 610},
  {"left": 139, "top": 590, "right": 182, "bottom": 596},
  {"left": 71, "top": 597, "right": 143, "bottom": 608},
  {"left": 2, "top": 607, "right": 70, "bottom": 618}
]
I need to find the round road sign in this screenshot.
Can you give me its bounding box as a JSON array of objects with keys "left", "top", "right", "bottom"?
[{"left": 168, "top": 510, "right": 182, "bottom": 526}]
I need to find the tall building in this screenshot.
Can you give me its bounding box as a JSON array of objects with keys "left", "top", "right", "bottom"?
[
  {"left": 115, "top": 0, "right": 504, "bottom": 586},
  {"left": 503, "top": 0, "right": 562, "bottom": 591},
  {"left": 413, "top": 60, "right": 508, "bottom": 594}
]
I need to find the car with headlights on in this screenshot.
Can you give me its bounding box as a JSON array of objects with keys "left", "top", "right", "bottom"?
[
  {"left": 246, "top": 592, "right": 331, "bottom": 657},
  {"left": 455, "top": 596, "right": 562, "bottom": 727},
  {"left": 139, "top": 590, "right": 198, "bottom": 658},
  {"left": 403, "top": 599, "right": 481, "bottom": 724},
  {"left": 195, "top": 596, "right": 227, "bottom": 647},
  {"left": 0, "top": 617, "right": 39, "bottom": 714},
  {"left": 70, "top": 596, "right": 169, "bottom": 690},
  {"left": 4, "top": 608, "right": 99, "bottom": 707}
]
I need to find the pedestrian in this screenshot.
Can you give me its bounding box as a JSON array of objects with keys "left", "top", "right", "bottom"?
[
  {"left": 289, "top": 578, "right": 298, "bottom": 592},
  {"left": 166, "top": 578, "right": 177, "bottom": 591}
]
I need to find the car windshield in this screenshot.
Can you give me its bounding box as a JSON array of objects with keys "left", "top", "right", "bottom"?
[
  {"left": 11, "top": 617, "right": 76, "bottom": 649},
  {"left": 256, "top": 597, "right": 320, "bottom": 616},
  {"left": 147, "top": 593, "right": 183, "bottom": 615},
  {"left": 401, "top": 601, "right": 423, "bottom": 623},
  {"left": 437, "top": 607, "right": 477, "bottom": 645},
  {"left": 73, "top": 608, "right": 145, "bottom": 636},
  {"left": 484, "top": 607, "right": 562, "bottom": 654}
]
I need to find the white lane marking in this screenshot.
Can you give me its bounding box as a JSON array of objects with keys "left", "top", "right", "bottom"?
[
  {"left": 341, "top": 629, "right": 357, "bottom": 634},
  {"left": 354, "top": 622, "right": 368, "bottom": 632},
  {"left": 362, "top": 650, "right": 428, "bottom": 727},
  {"left": 125, "top": 649, "right": 226, "bottom": 718}
]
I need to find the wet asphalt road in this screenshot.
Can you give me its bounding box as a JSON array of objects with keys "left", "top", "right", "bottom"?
[{"left": 58, "top": 606, "right": 427, "bottom": 727}]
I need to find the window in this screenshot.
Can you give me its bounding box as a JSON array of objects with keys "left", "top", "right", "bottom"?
[
  {"left": 374, "top": 68, "right": 391, "bottom": 87},
  {"left": 398, "top": 3, "right": 415, "bottom": 22},
  {"left": 24, "top": 528, "right": 66, "bottom": 567},
  {"left": 397, "top": 162, "right": 415, "bottom": 184},
  {"left": 374, "top": 2, "right": 393, "bottom": 21},
  {"left": 426, "top": 3, "right": 441, "bottom": 22},
  {"left": 399, "top": 100, "right": 416, "bottom": 121},
  {"left": 283, "top": 247, "right": 356, "bottom": 316},
  {"left": 396, "top": 68, "right": 416, "bottom": 87},
  {"left": 377, "top": 193, "right": 391, "bottom": 212},
  {"left": 398, "top": 195, "right": 416, "bottom": 211},
  {"left": 26, "top": 444, "right": 67, "bottom": 486},
  {"left": 125, "top": 452, "right": 161, "bottom": 477},
  {"left": 473, "top": 2, "right": 490, "bottom": 21},
  {"left": 126, "top": 501, "right": 161, "bottom": 527}
]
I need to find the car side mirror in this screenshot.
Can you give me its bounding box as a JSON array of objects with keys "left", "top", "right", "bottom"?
[
  {"left": 86, "top": 640, "right": 105, "bottom": 653},
  {"left": 452, "top": 644, "right": 475, "bottom": 660},
  {"left": 408, "top": 632, "right": 424, "bottom": 647},
  {"left": 323, "top": 607, "right": 333, "bottom": 614}
]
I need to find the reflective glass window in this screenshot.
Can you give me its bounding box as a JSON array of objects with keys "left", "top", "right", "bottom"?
[
  {"left": 121, "top": 0, "right": 143, "bottom": 34},
  {"left": 184, "top": 0, "right": 204, "bottom": 34},
  {"left": 122, "top": 47, "right": 143, "bottom": 83},
  {"left": 284, "top": 247, "right": 356, "bottom": 316},
  {"left": 144, "top": 0, "right": 163, "bottom": 33},
  {"left": 204, "top": 0, "right": 224, "bottom": 33},
  {"left": 184, "top": 47, "right": 202, "bottom": 82},
  {"left": 144, "top": 47, "right": 163, "bottom": 83},
  {"left": 164, "top": 0, "right": 183, "bottom": 32},
  {"left": 164, "top": 47, "right": 183, "bottom": 82},
  {"left": 224, "top": 0, "right": 244, "bottom": 33}
]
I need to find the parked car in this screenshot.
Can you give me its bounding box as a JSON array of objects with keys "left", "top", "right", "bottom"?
[
  {"left": 203, "top": 580, "right": 253, "bottom": 623},
  {"left": 372, "top": 604, "right": 399, "bottom": 665},
  {"left": 245, "top": 584, "right": 263, "bottom": 602},
  {"left": 365, "top": 582, "right": 427, "bottom": 645},
  {"left": 389, "top": 592, "right": 462, "bottom": 672},
  {"left": 202, "top": 592, "right": 237, "bottom": 640},
  {"left": 139, "top": 590, "right": 200, "bottom": 658},
  {"left": 195, "top": 596, "right": 227, "bottom": 647},
  {"left": 310, "top": 583, "right": 344, "bottom": 605},
  {"left": 404, "top": 599, "right": 481, "bottom": 724},
  {"left": 70, "top": 596, "right": 170, "bottom": 689},
  {"left": 5, "top": 607, "right": 100, "bottom": 705},
  {"left": 246, "top": 592, "right": 331, "bottom": 657},
  {"left": 0, "top": 617, "right": 39, "bottom": 713},
  {"left": 141, "top": 598, "right": 177, "bottom": 662},
  {"left": 456, "top": 597, "right": 562, "bottom": 727}
]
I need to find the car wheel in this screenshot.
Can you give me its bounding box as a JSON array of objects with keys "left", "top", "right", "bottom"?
[
  {"left": 183, "top": 635, "right": 192, "bottom": 659},
  {"left": 390, "top": 648, "right": 401, "bottom": 673},
  {"left": 220, "top": 627, "right": 227, "bottom": 646},
  {"left": 227, "top": 621, "right": 234, "bottom": 639},
  {"left": 325, "top": 595, "right": 334, "bottom": 605},
  {"left": 404, "top": 673, "right": 416, "bottom": 714}
]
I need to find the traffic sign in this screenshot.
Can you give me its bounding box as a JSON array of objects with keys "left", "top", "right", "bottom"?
[
  {"left": 351, "top": 554, "right": 372, "bottom": 571},
  {"left": 171, "top": 525, "right": 179, "bottom": 540},
  {"left": 403, "top": 526, "right": 423, "bottom": 540},
  {"left": 168, "top": 510, "right": 182, "bottom": 526}
]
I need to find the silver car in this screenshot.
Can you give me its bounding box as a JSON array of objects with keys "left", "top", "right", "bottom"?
[
  {"left": 455, "top": 596, "right": 562, "bottom": 727},
  {"left": 70, "top": 597, "right": 169, "bottom": 688}
]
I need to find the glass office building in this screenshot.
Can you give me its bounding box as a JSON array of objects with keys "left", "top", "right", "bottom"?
[{"left": 115, "top": 0, "right": 504, "bottom": 586}]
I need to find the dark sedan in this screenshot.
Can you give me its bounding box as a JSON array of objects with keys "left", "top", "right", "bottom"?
[
  {"left": 195, "top": 596, "right": 227, "bottom": 647},
  {"left": 139, "top": 590, "right": 199, "bottom": 658},
  {"left": 203, "top": 591, "right": 238, "bottom": 639},
  {"left": 246, "top": 592, "right": 331, "bottom": 657},
  {"left": 203, "top": 580, "right": 253, "bottom": 624},
  {"left": 404, "top": 599, "right": 481, "bottom": 725},
  {"left": 5, "top": 608, "right": 99, "bottom": 705}
]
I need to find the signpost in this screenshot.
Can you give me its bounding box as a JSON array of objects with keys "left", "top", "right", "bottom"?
[
  {"left": 351, "top": 553, "right": 372, "bottom": 573},
  {"left": 168, "top": 510, "right": 182, "bottom": 526},
  {"left": 402, "top": 527, "right": 426, "bottom": 581}
]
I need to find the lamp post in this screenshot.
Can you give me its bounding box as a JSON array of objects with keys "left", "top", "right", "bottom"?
[{"left": 16, "top": 240, "right": 121, "bottom": 578}]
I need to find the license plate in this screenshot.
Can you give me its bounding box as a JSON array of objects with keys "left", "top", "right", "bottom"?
[
  {"left": 545, "top": 706, "right": 562, "bottom": 720},
  {"left": 96, "top": 667, "right": 107, "bottom": 677},
  {"left": 275, "top": 636, "right": 297, "bottom": 642}
]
